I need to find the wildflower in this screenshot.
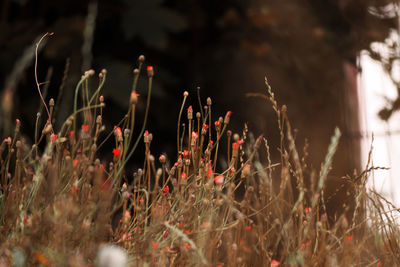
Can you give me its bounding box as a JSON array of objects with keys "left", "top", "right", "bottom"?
[
  {"left": 181, "top": 172, "right": 187, "bottom": 180},
  {"left": 162, "top": 186, "right": 169, "bottom": 196},
  {"left": 346, "top": 235, "right": 353, "bottom": 242},
  {"left": 207, "top": 168, "right": 214, "bottom": 178},
  {"left": 214, "top": 120, "right": 220, "bottom": 128},
  {"left": 187, "top": 105, "right": 193, "bottom": 120},
  {"left": 214, "top": 175, "right": 224, "bottom": 185},
  {"left": 114, "top": 126, "right": 122, "bottom": 137},
  {"left": 246, "top": 225, "right": 252, "bottom": 231},
  {"left": 270, "top": 260, "right": 280, "bottom": 267},
  {"left": 139, "top": 197, "right": 144, "bottom": 204},
  {"left": 232, "top": 142, "right": 238, "bottom": 150},
  {"left": 151, "top": 241, "right": 159, "bottom": 249},
  {"left": 73, "top": 159, "right": 79, "bottom": 167},
  {"left": 301, "top": 240, "right": 310, "bottom": 249},
  {"left": 224, "top": 110, "right": 232, "bottom": 124},
  {"left": 192, "top": 131, "right": 198, "bottom": 140},
  {"left": 147, "top": 66, "right": 154, "bottom": 77},
  {"left": 130, "top": 90, "right": 139, "bottom": 105},
  {"left": 51, "top": 133, "right": 58, "bottom": 142},
  {"left": 202, "top": 123, "right": 209, "bottom": 131},
  {"left": 144, "top": 130, "right": 150, "bottom": 143},
  {"left": 71, "top": 186, "right": 79, "bottom": 193},
  {"left": 183, "top": 150, "right": 191, "bottom": 157},
  {"left": 81, "top": 124, "right": 90, "bottom": 131},
  {"left": 113, "top": 148, "right": 121, "bottom": 157},
  {"left": 185, "top": 243, "right": 191, "bottom": 249},
  {"left": 304, "top": 207, "right": 312, "bottom": 214},
  {"left": 184, "top": 229, "right": 190, "bottom": 234},
  {"left": 69, "top": 130, "right": 75, "bottom": 137}
]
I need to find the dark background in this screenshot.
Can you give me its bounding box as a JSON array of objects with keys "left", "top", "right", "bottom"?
[{"left": 0, "top": 0, "right": 398, "bottom": 216}]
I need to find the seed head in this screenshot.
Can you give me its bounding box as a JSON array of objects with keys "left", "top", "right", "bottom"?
[
  {"left": 159, "top": 154, "right": 166, "bottom": 164},
  {"left": 87, "top": 69, "right": 95, "bottom": 76}
]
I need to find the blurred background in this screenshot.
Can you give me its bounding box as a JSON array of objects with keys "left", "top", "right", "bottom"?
[{"left": 1, "top": 0, "right": 400, "bottom": 216}]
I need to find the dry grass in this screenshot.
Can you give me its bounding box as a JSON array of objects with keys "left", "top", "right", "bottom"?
[{"left": 0, "top": 54, "right": 399, "bottom": 266}]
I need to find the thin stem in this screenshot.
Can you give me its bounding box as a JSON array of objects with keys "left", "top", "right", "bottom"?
[{"left": 34, "top": 32, "right": 53, "bottom": 122}]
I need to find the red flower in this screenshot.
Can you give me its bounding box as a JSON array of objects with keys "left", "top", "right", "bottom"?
[
  {"left": 51, "top": 133, "right": 58, "bottom": 142},
  {"left": 187, "top": 105, "right": 192, "bottom": 112},
  {"left": 214, "top": 120, "right": 220, "bottom": 128},
  {"left": 147, "top": 66, "right": 154, "bottom": 77},
  {"left": 183, "top": 150, "right": 191, "bottom": 157},
  {"left": 81, "top": 124, "right": 89, "bottom": 131},
  {"left": 162, "top": 186, "right": 169, "bottom": 196},
  {"left": 346, "top": 235, "right": 353, "bottom": 242},
  {"left": 214, "top": 175, "right": 224, "bottom": 185},
  {"left": 270, "top": 260, "right": 280, "bottom": 267},
  {"left": 207, "top": 168, "right": 214, "bottom": 178},
  {"left": 69, "top": 130, "right": 75, "bottom": 137},
  {"left": 304, "top": 207, "right": 312, "bottom": 214},
  {"left": 185, "top": 243, "right": 191, "bottom": 249},
  {"left": 71, "top": 186, "right": 79, "bottom": 193},
  {"left": 114, "top": 126, "right": 122, "bottom": 137},
  {"left": 246, "top": 225, "right": 252, "bottom": 231},
  {"left": 113, "top": 148, "right": 121, "bottom": 157},
  {"left": 73, "top": 159, "right": 79, "bottom": 167},
  {"left": 192, "top": 131, "right": 198, "bottom": 140},
  {"left": 181, "top": 172, "right": 187, "bottom": 180},
  {"left": 232, "top": 142, "right": 238, "bottom": 150},
  {"left": 151, "top": 241, "right": 159, "bottom": 249}
]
